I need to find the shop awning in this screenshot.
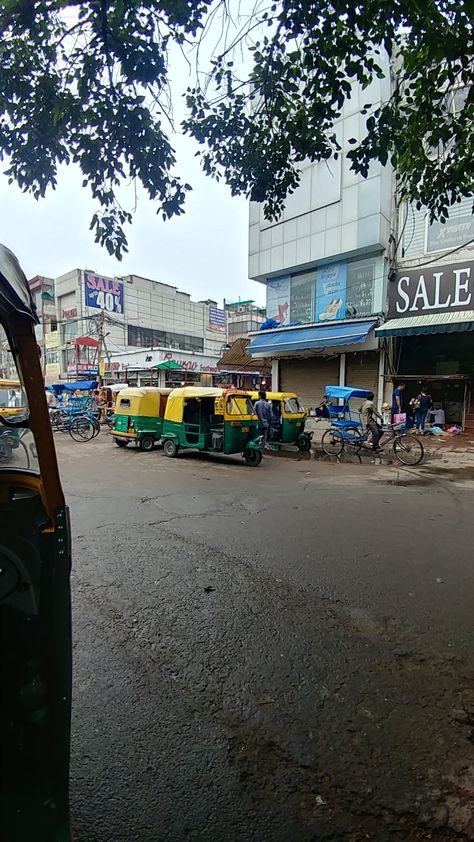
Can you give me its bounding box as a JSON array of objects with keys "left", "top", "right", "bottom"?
[
  {"left": 248, "top": 319, "right": 377, "bottom": 355},
  {"left": 154, "top": 360, "right": 183, "bottom": 370},
  {"left": 376, "top": 311, "right": 474, "bottom": 337}
]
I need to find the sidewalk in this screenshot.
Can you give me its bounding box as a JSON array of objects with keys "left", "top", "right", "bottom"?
[{"left": 306, "top": 417, "right": 474, "bottom": 468}]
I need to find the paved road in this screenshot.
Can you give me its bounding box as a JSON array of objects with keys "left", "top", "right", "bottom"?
[{"left": 58, "top": 434, "right": 474, "bottom": 841}]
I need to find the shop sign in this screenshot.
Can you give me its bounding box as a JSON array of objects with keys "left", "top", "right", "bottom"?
[
  {"left": 163, "top": 351, "right": 218, "bottom": 373},
  {"left": 267, "top": 277, "right": 290, "bottom": 325},
  {"left": 388, "top": 259, "right": 474, "bottom": 318},
  {"left": 84, "top": 273, "right": 124, "bottom": 314},
  {"left": 62, "top": 308, "right": 77, "bottom": 319},
  {"left": 209, "top": 307, "right": 226, "bottom": 332},
  {"left": 427, "top": 214, "right": 474, "bottom": 253},
  {"left": 67, "top": 363, "right": 99, "bottom": 376}
]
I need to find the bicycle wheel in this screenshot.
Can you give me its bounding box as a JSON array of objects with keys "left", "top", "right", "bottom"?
[
  {"left": 393, "top": 434, "right": 424, "bottom": 466},
  {"left": 92, "top": 418, "right": 101, "bottom": 438},
  {"left": 69, "top": 416, "right": 95, "bottom": 442},
  {"left": 321, "top": 428, "right": 344, "bottom": 456}
]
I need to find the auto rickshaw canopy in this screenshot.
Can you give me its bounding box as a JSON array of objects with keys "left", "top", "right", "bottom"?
[{"left": 115, "top": 386, "right": 172, "bottom": 417}]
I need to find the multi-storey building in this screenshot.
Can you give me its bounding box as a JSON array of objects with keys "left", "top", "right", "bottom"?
[
  {"left": 53, "top": 269, "right": 227, "bottom": 382},
  {"left": 246, "top": 60, "right": 392, "bottom": 410},
  {"left": 225, "top": 300, "right": 266, "bottom": 341}
]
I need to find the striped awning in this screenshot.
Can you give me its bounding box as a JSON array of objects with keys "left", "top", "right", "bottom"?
[{"left": 375, "top": 311, "right": 474, "bottom": 337}]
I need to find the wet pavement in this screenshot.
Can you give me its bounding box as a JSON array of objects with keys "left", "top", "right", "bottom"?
[{"left": 58, "top": 433, "right": 474, "bottom": 841}]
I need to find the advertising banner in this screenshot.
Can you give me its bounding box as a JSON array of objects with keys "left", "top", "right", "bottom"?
[
  {"left": 85, "top": 273, "right": 124, "bottom": 314},
  {"left": 290, "top": 273, "right": 315, "bottom": 324},
  {"left": 315, "top": 263, "right": 347, "bottom": 321},
  {"left": 45, "top": 363, "right": 61, "bottom": 376},
  {"left": 266, "top": 277, "right": 290, "bottom": 325},
  {"left": 209, "top": 307, "right": 226, "bottom": 332}
]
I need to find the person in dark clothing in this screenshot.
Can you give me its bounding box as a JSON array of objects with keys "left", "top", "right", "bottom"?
[
  {"left": 360, "top": 391, "right": 383, "bottom": 451},
  {"left": 254, "top": 390, "right": 272, "bottom": 446},
  {"left": 391, "top": 382, "right": 406, "bottom": 418},
  {"left": 315, "top": 397, "right": 330, "bottom": 419},
  {"left": 414, "top": 388, "right": 432, "bottom": 432}
]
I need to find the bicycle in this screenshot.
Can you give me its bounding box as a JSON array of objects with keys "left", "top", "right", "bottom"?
[{"left": 321, "top": 422, "right": 424, "bottom": 466}]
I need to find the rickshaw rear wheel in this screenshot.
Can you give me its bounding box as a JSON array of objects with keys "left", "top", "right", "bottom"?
[
  {"left": 244, "top": 448, "right": 262, "bottom": 467},
  {"left": 163, "top": 439, "right": 178, "bottom": 457},
  {"left": 297, "top": 439, "right": 312, "bottom": 452},
  {"left": 321, "top": 429, "right": 344, "bottom": 456},
  {"left": 139, "top": 434, "right": 155, "bottom": 452},
  {"left": 115, "top": 437, "right": 129, "bottom": 447}
]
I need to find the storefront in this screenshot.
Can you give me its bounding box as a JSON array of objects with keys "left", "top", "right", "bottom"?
[
  {"left": 105, "top": 347, "right": 221, "bottom": 388},
  {"left": 248, "top": 318, "right": 383, "bottom": 411},
  {"left": 377, "top": 259, "right": 474, "bottom": 428}
]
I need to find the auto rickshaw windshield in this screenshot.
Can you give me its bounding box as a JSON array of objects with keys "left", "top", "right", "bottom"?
[
  {"left": 225, "top": 394, "right": 255, "bottom": 416},
  {"left": 0, "top": 324, "right": 39, "bottom": 473},
  {"left": 284, "top": 397, "right": 302, "bottom": 413}
]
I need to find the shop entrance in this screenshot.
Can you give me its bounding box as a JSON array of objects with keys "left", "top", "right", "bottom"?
[{"left": 396, "top": 333, "right": 473, "bottom": 427}]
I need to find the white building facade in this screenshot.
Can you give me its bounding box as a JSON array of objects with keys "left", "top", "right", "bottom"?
[
  {"left": 247, "top": 65, "right": 393, "bottom": 410},
  {"left": 54, "top": 269, "right": 226, "bottom": 381}
]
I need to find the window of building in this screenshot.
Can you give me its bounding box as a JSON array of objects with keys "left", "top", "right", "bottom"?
[
  {"left": 127, "top": 324, "right": 203, "bottom": 353},
  {"left": 61, "top": 320, "right": 77, "bottom": 344}
]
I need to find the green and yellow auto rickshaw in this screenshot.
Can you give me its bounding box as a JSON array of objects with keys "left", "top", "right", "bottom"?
[
  {"left": 111, "top": 386, "right": 172, "bottom": 451},
  {"left": 161, "top": 386, "right": 264, "bottom": 466},
  {"left": 0, "top": 245, "right": 72, "bottom": 841},
  {"left": 248, "top": 391, "right": 313, "bottom": 451}
]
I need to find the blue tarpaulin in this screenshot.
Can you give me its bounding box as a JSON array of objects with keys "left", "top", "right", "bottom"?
[
  {"left": 248, "top": 320, "right": 377, "bottom": 355},
  {"left": 51, "top": 380, "right": 98, "bottom": 393},
  {"left": 325, "top": 385, "right": 373, "bottom": 401}
]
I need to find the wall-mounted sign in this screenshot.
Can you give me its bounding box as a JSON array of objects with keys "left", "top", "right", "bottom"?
[
  {"left": 388, "top": 259, "right": 474, "bottom": 318},
  {"left": 315, "top": 263, "right": 346, "bottom": 322},
  {"left": 209, "top": 307, "right": 226, "bottom": 332},
  {"left": 267, "top": 277, "right": 290, "bottom": 325},
  {"left": 85, "top": 273, "right": 124, "bottom": 314},
  {"left": 427, "top": 214, "right": 474, "bottom": 253},
  {"left": 62, "top": 308, "right": 77, "bottom": 319},
  {"left": 346, "top": 261, "right": 374, "bottom": 317}
]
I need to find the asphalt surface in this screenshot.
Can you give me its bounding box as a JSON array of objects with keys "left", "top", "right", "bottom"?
[{"left": 57, "top": 433, "right": 474, "bottom": 841}]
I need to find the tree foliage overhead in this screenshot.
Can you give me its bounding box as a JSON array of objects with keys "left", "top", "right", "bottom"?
[
  {"left": 185, "top": 0, "right": 474, "bottom": 224},
  {"left": 0, "top": 0, "right": 472, "bottom": 258}
]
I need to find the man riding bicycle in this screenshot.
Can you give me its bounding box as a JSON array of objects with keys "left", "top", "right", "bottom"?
[{"left": 359, "top": 391, "right": 383, "bottom": 452}]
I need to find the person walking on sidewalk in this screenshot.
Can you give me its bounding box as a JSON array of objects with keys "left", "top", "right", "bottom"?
[
  {"left": 254, "top": 390, "right": 272, "bottom": 447},
  {"left": 414, "top": 387, "right": 432, "bottom": 433},
  {"left": 360, "top": 391, "right": 383, "bottom": 451}
]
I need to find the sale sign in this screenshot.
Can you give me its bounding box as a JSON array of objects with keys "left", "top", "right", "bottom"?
[{"left": 84, "top": 272, "right": 124, "bottom": 314}]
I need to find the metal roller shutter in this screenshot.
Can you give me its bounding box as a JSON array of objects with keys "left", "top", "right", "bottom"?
[
  {"left": 345, "top": 351, "right": 380, "bottom": 403},
  {"left": 279, "top": 356, "right": 339, "bottom": 411}
]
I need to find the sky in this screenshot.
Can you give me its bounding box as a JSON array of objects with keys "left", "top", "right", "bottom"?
[
  {"left": 0, "top": 8, "right": 266, "bottom": 309},
  {"left": 0, "top": 133, "right": 265, "bottom": 308}
]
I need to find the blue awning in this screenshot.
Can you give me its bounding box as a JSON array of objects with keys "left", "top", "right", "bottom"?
[{"left": 248, "top": 320, "right": 377, "bottom": 355}]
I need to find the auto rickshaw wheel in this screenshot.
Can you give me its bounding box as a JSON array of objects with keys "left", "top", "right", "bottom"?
[
  {"left": 115, "top": 437, "right": 129, "bottom": 447},
  {"left": 244, "top": 448, "right": 262, "bottom": 467},
  {"left": 163, "top": 439, "right": 178, "bottom": 457},
  {"left": 297, "top": 438, "right": 312, "bottom": 452},
  {"left": 139, "top": 434, "right": 155, "bottom": 452}
]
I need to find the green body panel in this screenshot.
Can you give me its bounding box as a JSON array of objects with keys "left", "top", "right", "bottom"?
[
  {"left": 280, "top": 417, "right": 305, "bottom": 444},
  {"left": 162, "top": 418, "right": 261, "bottom": 454},
  {"left": 113, "top": 413, "right": 163, "bottom": 440}
]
